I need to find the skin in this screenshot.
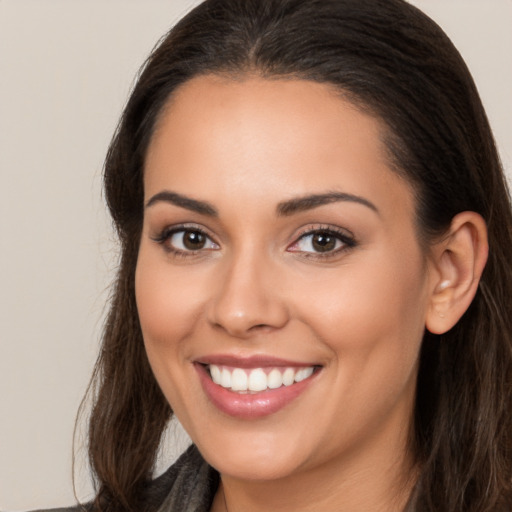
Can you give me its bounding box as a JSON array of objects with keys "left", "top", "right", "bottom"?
[{"left": 135, "top": 75, "right": 484, "bottom": 511}]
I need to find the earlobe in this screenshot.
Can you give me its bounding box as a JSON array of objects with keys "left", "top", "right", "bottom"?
[{"left": 425, "top": 212, "right": 488, "bottom": 335}]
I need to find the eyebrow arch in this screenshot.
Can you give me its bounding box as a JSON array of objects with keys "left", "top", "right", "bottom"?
[
  {"left": 277, "top": 192, "right": 379, "bottom": 216},
  {"left": 145, "top": 190, "right": 218, "bottom": 216}
]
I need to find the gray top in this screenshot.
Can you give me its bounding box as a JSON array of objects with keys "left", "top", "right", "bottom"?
[{"left": 154, "top": 445, "right": 219, "bottom": 512}]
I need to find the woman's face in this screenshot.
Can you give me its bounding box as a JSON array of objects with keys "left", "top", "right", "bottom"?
[{"left": 136, "top": 75, "right": 434, "bottom": 482}]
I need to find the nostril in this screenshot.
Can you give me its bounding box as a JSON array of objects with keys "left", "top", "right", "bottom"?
[{"left": 248, "top": 323, "right": 275, "bottom": 333}]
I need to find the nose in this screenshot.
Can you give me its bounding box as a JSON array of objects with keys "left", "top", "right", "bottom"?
[{"left": 207, "top": 250, "right": 290, "bottom": 339}]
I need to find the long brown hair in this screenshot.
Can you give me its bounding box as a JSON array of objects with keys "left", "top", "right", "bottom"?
[{"left": 82, "top": 1, "right": 512, "bottom": 510}]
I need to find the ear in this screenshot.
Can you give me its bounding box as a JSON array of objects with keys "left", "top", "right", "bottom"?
[{"left": 425, "top": 211, "right": 488, "bottom": 335}]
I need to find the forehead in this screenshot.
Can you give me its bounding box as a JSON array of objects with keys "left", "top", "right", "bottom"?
[{"left": 144, "top": 74, "right": 414, "bottom": 222}]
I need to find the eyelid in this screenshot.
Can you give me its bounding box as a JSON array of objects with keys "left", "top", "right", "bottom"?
[
  {"left": 151, "top": 223, "right": 220, "bottom": 256},
  {"left": 287, "top": 225, "right": 357, "bottom": 256}
]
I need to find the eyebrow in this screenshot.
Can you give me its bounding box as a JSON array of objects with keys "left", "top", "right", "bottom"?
[
  {"left": 145, "top": 190, "right": 378, "bottom": 218},
  {"left": 276, "top": 192, "right": 379, "bottom": 216},
  {"left": 145, "top": 191, "right": 218, "bottom": 216}
]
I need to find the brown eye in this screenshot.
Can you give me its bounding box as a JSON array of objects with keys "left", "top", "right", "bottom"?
[
  {"left": 161, "top": 228, "right": 219, "bottom": 253},
  {"left": 287, "top": 228, "right": 356, "bottom": 256},
  {"left": 182, "top": 230, "right": 206, "bottom": 250},
  {"left": 311, "top": 232, "right": 337, "bottom": 252}
]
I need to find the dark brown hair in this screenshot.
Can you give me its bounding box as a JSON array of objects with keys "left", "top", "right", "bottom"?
[{"left": 82, "top": 1, "right": 512, "bottom": 510}]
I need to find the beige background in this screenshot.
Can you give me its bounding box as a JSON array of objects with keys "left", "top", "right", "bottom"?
[{"left": 1, "top": 1, "right": 511, "bottom": 510}]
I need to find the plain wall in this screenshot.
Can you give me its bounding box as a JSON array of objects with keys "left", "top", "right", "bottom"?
[{"left": 1, "top": 1, "right": 510, "bottom": 510}]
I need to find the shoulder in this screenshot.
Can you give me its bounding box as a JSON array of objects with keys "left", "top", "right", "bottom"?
[{"left": 26, "top": 445, "right": 218, "bottom": 512}]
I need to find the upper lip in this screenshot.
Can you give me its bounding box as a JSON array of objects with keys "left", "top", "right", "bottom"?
[{"left": 195, "top": 354, "right": 320, "bottom": 368}]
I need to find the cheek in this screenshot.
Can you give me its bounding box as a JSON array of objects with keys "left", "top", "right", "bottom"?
[
  {"left": 293, "top": 245, "right": 428, "bottom": 370},
  {"left": 135, "top": 249, "right": 208, "bottom": 348},
  {"left": 134, "top": 248, "right": 209, "bottom": 417}
]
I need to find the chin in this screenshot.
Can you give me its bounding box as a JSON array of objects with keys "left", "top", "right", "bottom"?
[
  {"left": 206, "top": 449, "right": 305, "bottom": 481},
  {"left": 192, "top": 426, "right": 312, "bottom": 481}
]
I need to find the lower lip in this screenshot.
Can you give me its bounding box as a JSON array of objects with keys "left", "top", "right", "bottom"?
[{"left": 195, "top": 363, "right": 318, "bottom": 419}]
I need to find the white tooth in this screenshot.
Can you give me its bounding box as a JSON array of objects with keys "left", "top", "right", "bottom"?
[
  {"left": 282, "top": 368, "right": 295, "bottom": 386},
  {"left": 303, "top": 367, "right": 314, "bottom": 379},
  {"left": 294, "top": 367, "right": 314, "bottom": 382},
  {"left": 220, "top": 368, "right": 232, "bottom": 388},
  {"left": 210, "top": 364, "right": 221, "bottom": 384},
  {"left": 294, "top": 368, "right": 306, "bottom": 382},
  {"left": 267, "top": 368, "right": 283, "bottom": 389},
  {"left": 231, "top": 368, "right": 248, "bottom": 391},
  {"left": 248, "top": 368, "right": 267, "bottom": 392}
]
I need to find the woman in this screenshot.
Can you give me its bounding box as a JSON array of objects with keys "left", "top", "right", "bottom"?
[{"left": 46, "top": 0, "right": 512, "bottom": 510}]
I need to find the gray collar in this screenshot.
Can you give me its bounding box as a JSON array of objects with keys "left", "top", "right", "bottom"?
[{"left": 155, "top": 445, "right": 219, "bottom": 512}]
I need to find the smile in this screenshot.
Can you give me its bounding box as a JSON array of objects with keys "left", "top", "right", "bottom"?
[
  {"left": 208, "top": 364, "right": 315, "bottom": 393},
  {"left": 195, "top": 357, "right": 321, "bottom": 419}
]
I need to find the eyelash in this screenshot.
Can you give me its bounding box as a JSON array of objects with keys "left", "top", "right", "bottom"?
[
  {"left": 151, "top": 224, "right": 218, "bottom": 258},
  {"left": 288, "top": 225, "right": 357, "bottom": 259},
  {"left": 151, "top": 224, "right": 356, "bottom": 259}
]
